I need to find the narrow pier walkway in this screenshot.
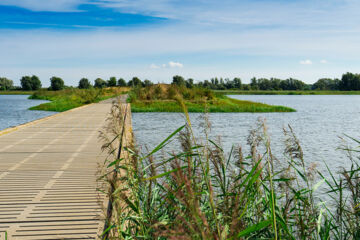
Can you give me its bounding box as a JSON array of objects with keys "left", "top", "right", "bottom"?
[{"left": 0, "top": 99, "right": 115, "bottom": 239}]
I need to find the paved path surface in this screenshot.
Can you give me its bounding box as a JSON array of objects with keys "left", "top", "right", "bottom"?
[{"left": 0, "top": 99, "right": 115, "bottom": 239}]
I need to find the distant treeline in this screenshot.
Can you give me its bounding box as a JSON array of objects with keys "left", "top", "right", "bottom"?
[
  {"left": 172, "top": 73, "right": 360, "bottom": 91},
  {"left": 1, "top": 72, "right": 360, "bottom": 91},
  {"left": 0, "top": 76, "right": 135, "bottom": 91}
]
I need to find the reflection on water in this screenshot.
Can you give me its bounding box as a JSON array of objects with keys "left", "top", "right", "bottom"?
[
  {"left": 0, "top": 95, "right": 56, "bottom": 130},
  {"left": 132, "top": 95, "right": 360, "bottom": 174}
]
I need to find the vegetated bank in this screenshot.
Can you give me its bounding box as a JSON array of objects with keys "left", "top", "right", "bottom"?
[
  {"left": 29, "top": 87, "right": 128, "bottom": 112},
  {"left": 0, "top": 91, "right": 34, "bottom": 95},
  {"left": 217, "top": 90, "right": 360, "bottom": 95},
  {"left": 128, "top": 84, "right": 295, "bottom": 112}
]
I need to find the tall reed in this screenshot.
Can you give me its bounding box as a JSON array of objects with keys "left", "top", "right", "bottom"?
[{"left": 98, "top": 98, "right": 360, "bottom": 239}]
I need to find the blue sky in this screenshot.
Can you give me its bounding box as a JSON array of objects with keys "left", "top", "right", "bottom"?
[{"left": 0, "top": 0, "right": 360, "bottom": 86}]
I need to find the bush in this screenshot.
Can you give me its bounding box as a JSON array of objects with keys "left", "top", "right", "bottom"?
[
  {"left": 50, "top": 76, "right": 65, "bottom": 91},
  {"left": 118, "top": 78, "right": 127, "bottom": 87},
  {"left": 128, "top": 77, "right": 143, "bottom": 87},
  {"left": 78, "top": 78, "right": 92, "bottom": 89},
  {"left": 0, "top": 77, "right": 13, "bottom": 90},
  {"left": 153, "top": 85, "right": 163, "bottom": 99},
  {"left": 108, "top": 77, "right": 117, "bottom": 87},
  {"left": 94, "top": 78, "right": 107, "bottom": 88},
  {"left": 20, "top": 75, "right": 42, "bottom": 90}
]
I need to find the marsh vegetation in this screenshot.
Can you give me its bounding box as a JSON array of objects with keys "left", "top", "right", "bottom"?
[{"left": 99, "top": 100, "right": 360, "bottom": 239}]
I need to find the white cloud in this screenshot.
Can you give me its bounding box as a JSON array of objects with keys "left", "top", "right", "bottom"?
[
  {"left": 96, "top": 0, "right": 360, "bottom": 31},
  {"left": 150, "top": 63, "right": 160, "bottom": 69},
  {"left": 150, "top": 61, "right": 183, "bottom": 69},
  {"left": 168, "top": 61, "right": 183, "bottom": 68},
  {"left": 300, "top": 59, "right": 313, "bottom": 65},
  {"left": 320, "top": 59, "right": 328, "bottom": 64}
]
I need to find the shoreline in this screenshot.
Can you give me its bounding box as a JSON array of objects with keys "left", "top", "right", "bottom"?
[
  {"left": 0, "top": 91, "right": 34, "bottom": 95},
  {"left": 216, "top": 90, "right": 360, "bottom": 95}
]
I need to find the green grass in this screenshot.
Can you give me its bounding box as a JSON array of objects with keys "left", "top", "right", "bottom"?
[
  {"left": 131, "top": 96, "right": 295, "bottom": 112},
  {"left": 0, "top": 90, "right": 34, "bottom": 95},
  {"left": 217, "top": 90, "right": 360, "bottom": 95},
  {"left": 29, "top": 88, "right": 126, "bottom": 112}
]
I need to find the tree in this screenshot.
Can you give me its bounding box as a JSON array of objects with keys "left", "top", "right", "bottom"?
[
  {"left": 20, "top": 75, "right": 41, "bottom": 90},
  {"left": 128, "top": 77, "right": 142, "bottom": 87},
  {"left": 50, "top": 76, "right": 64, "bottom": 91},
  {"left": 280, "top": 78, "right": 305, "bottom": 90},
  {"left": 233, "top": 78, "right": 242, "bottom": 89},
  {"left": 224, "top": 78, "right": 235, "bottom": 89},
  {"left": 312, "top": 78, "right": 339, "bottom": 90},
  {"left": 339, "top": 72, "right": 360, "bottom": 91},
  {"left": 0, "top": 77, "right": 13, "bottom": 90},
  {"left": 118, "top": 78, "right": 126, "bottom": 87},
  {"left": 270, "top": 78, "right": 282, "bottom": 90},
  {"left": 258, "top": 78, "right": 271, "bottom": 90},
  {"left": 94, "top": 78, "right": 107, "bottom": 88},
  {"left": 250, "top": 77, "right": 259, "bottom": 90},
  {"left": 172, "top": 75, "right": 185, "bottom": 86},
  {"left": 21, "top": 76, "right": 32, "bottom": 90},
  {"left": 78, "top": 78, "right": 91, "bottom": 89},
  {"left": 186, "top": 78, "right": 194, "bottom": 88},
  {"left": 143, "top": 79, "right": 153, "bottom": 87},
  {"left": 203, "top": 80, "right": 212, "bottom": 88},
  {"left": 31, "top": 75, "right": 42, "bottom": 90},
  {"left": 107, "top": 77, "right": 117, "bottom": 87}
]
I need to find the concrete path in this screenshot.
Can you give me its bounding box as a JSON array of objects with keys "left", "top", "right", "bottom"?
[{"left": 0, "top": 100, "right": 115, "bottom": 239}]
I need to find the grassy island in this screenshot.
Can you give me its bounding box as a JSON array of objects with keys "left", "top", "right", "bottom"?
[
  {"left": 129, "top": 84, "right": 295, "bottom": 112},
  {"left": 29, "top": 88, "right": 127, "bottom": 112}
]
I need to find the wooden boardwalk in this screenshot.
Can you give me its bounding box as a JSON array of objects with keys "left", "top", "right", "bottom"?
[{"left": 0, "top": 99, "right": 116, "bottom": 239}]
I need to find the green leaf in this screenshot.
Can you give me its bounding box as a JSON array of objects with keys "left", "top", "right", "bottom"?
[
  {"left": 209, "top": 139, "right": 224, "bottom": 152},
  {"left": 107, "top": 158, "right": 124, "bottom": 168},
  {"left": 101, "top": 224, "right": 116, "bottom": 236},
  {"left": 145, "top": 125, "right": 185, "bottom": 158},
  {"left": 312, "top": 179, "right": 325, "bottom": 192},
  {"left": 123, "top": 197, "right": 139, "bottom": 214},
  {"left": 142, "top": 166, "right": 187, "bottom": 181},
  {"left": 344, "top": 134, "right": 360, "bottom": 145},
  {"left": 235, "top": 220, "right": 272, "bottom": 238},
  {"left": 289, "top": 162, "right": 307, "bottom": 181}
]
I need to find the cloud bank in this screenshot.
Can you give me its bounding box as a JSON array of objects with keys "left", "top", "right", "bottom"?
[{"left": 0, "top": 0, "right": 360, "bottom": 85}]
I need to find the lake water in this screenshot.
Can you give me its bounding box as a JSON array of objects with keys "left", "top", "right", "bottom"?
[
  {"left": 2, "top": 94, "right": 359, "bottom": 175},
  {"left": 132, "top": 95, "right": 360, "bottom": 174},
  {"left": 0, "top": 95, "right": 55, "bottom": 130}
]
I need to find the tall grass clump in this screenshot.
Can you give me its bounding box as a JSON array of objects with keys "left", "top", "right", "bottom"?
[{"left": 99, "top": 98, "right": 360, "bottom": 239}]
